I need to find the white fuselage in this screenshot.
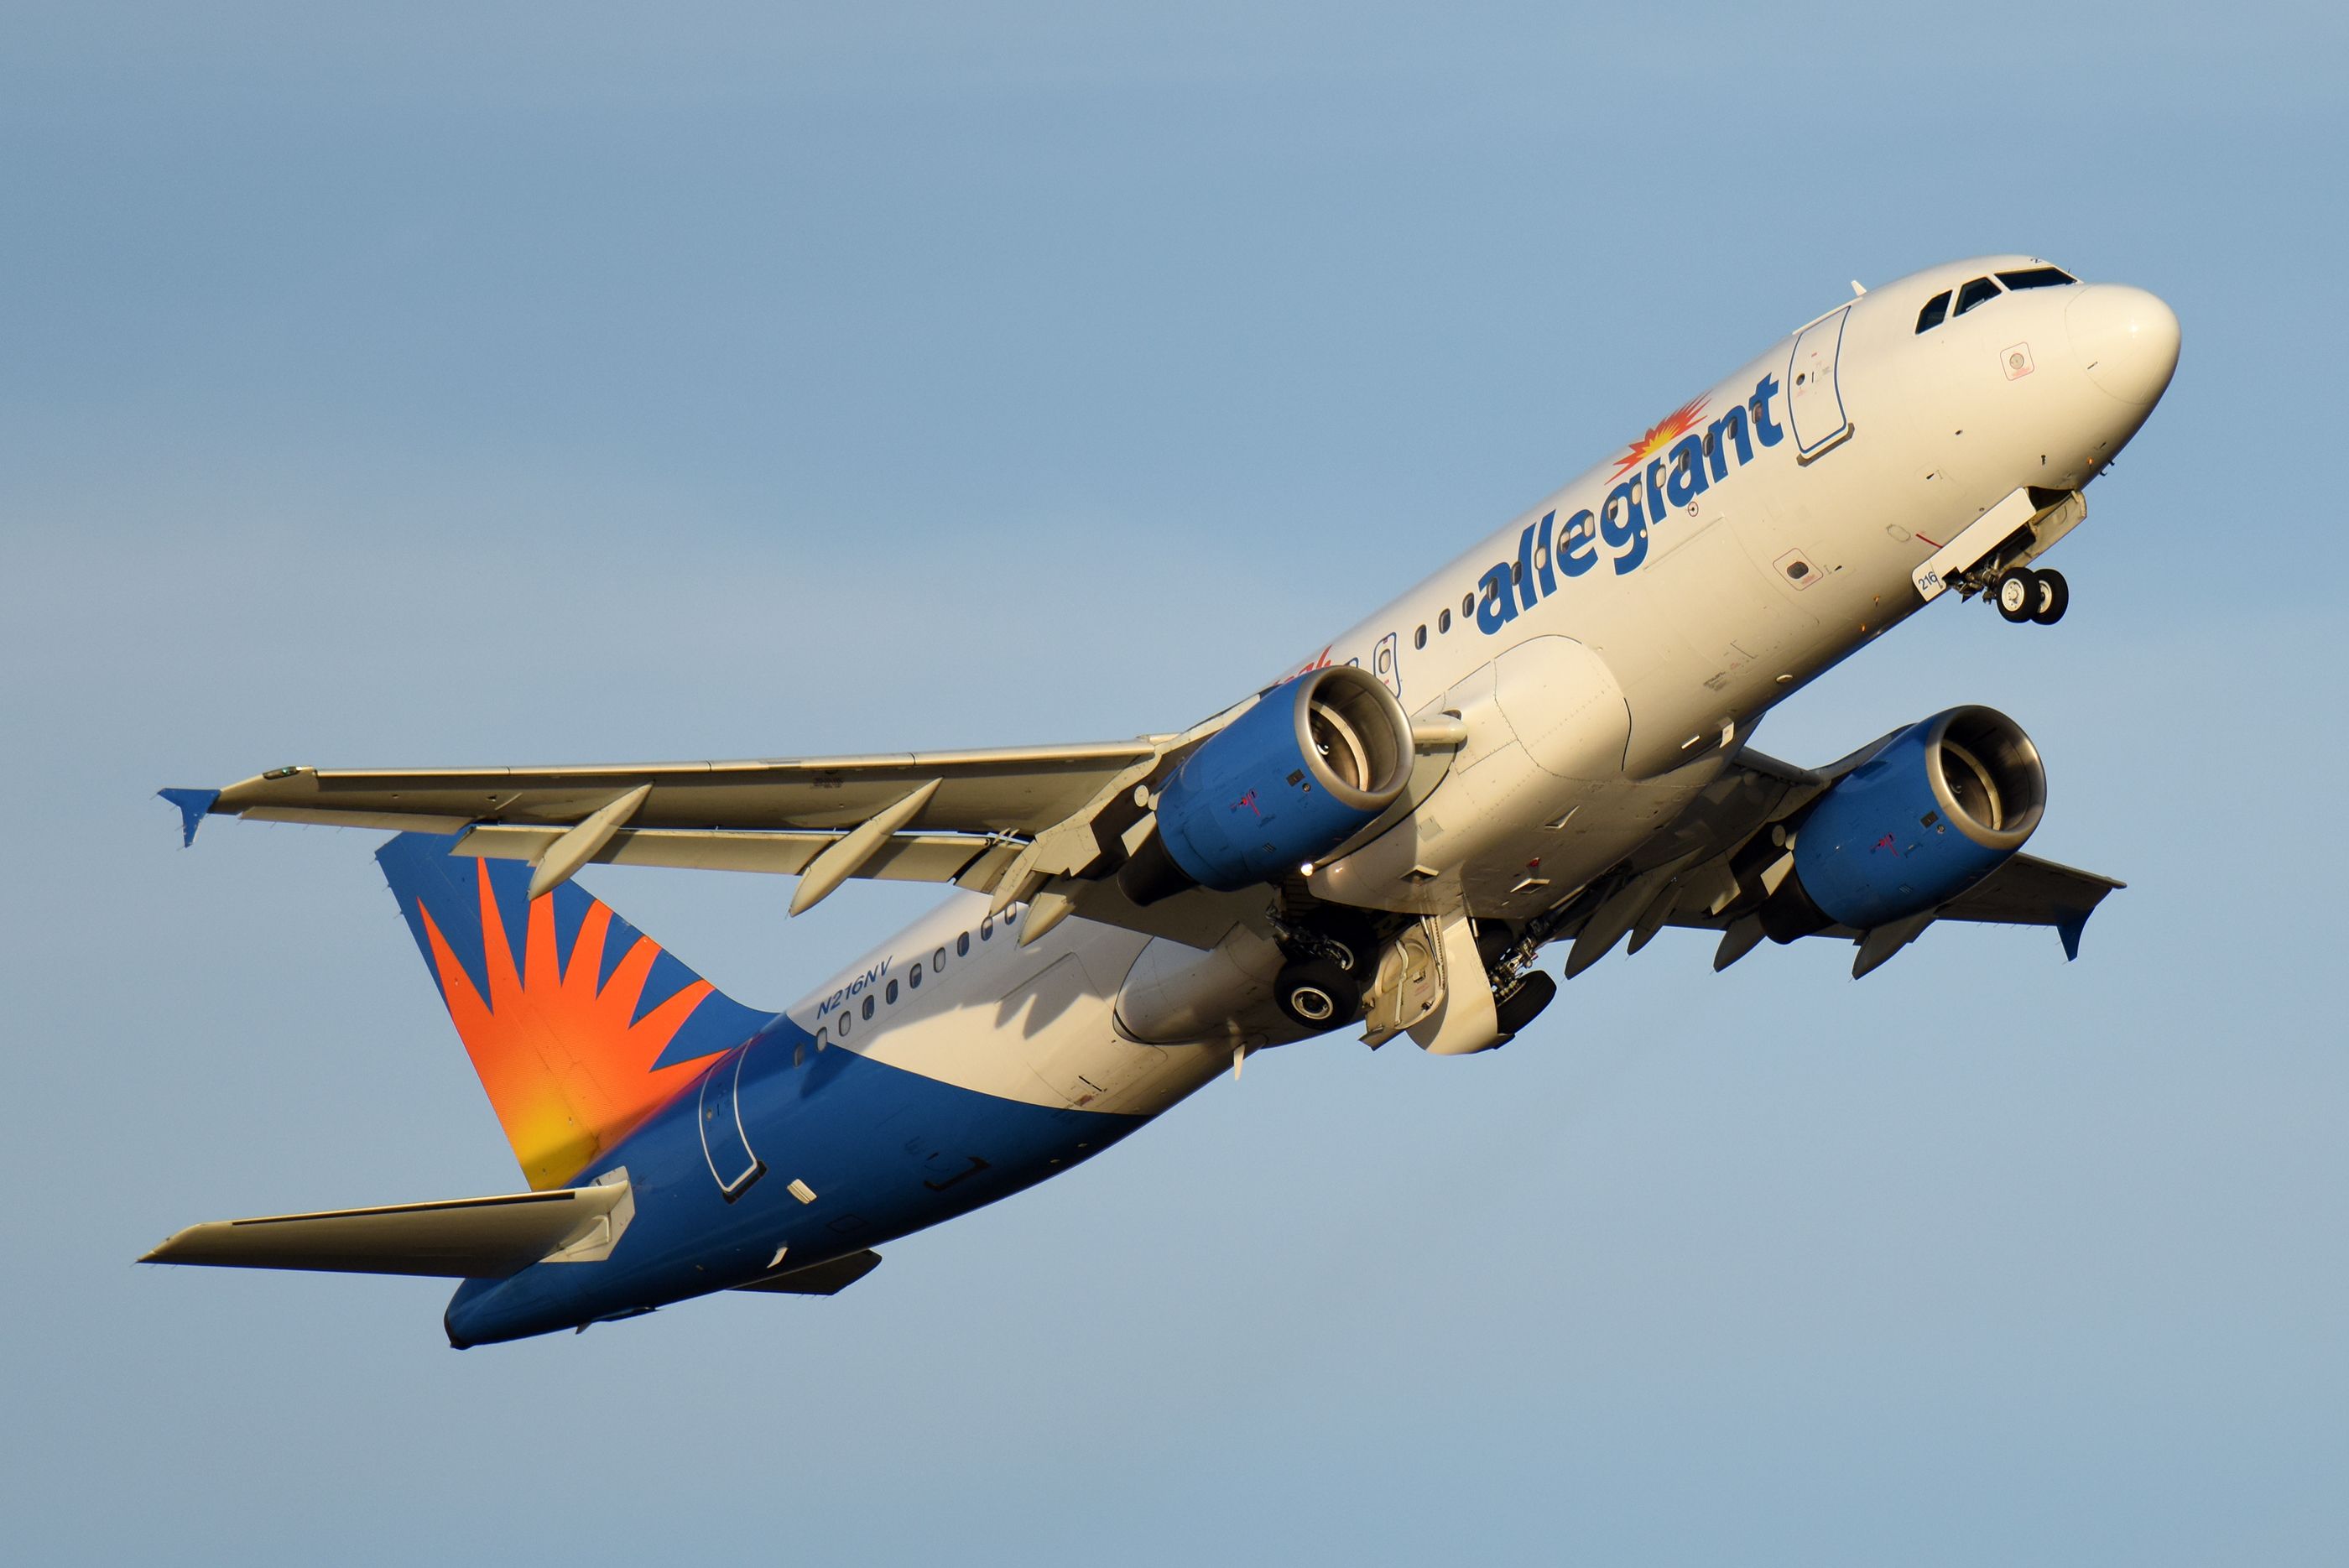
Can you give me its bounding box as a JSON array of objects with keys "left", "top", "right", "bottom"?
[{"left": 781, "top": 255, "right": 2175, "bottom": 1123}]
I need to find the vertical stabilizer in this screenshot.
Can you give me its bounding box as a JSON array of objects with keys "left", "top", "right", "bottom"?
[{"left": 377, "top": 834, "right": 773, "bottom": 1189}]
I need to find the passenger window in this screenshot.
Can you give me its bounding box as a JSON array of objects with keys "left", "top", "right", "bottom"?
[
  {"left": 1997, "top": 266, "right": 2077, "bottom": 290},
  {"left": 794, "top": 1042, "right": 806, "bottom": 1067},
  {"left": 981, "top": 916, "right": 993, "bottom": 940},
  {"left": 837, "top": 1013, "right": 849, "bottom": 1039},
  {"left": 1510, "top": 560, "right": 1523, "bottom": 586},
  {"left": 1916, "top": 290, "right": 1951, "bottom": 332},
  {"left": 1954, "top": 276, "right": 2003, "bottom": 316},
  {"left": 957, "top": 932, "right": 970, "bottom": 956},
  {"left": 862, "top": 995, "right": 875, "bottom": 1020},
  {"left": 886, "top": 979, "right": 899, "bottom": 1003},
  {"left": 1414, "top": 624, "right": 1427, "bottom": 649},
  {"left": 908, "top": 964, "right": 921, "bottom": 990},
  {"left": 1438, "top": 608, "right": 1451, "bottom": 633},
  {"left": 815, "top": 1027, "right": 828, "bottom": 1053},
  {"left": 933, "top": 946, "right": 946, "bottom": 972},
  {"left": 1003, "top": 908, "right": 1017, "bottom": 925},
  {"left": 1461, "top": 591, "right": 1475, "bottom": 617}
]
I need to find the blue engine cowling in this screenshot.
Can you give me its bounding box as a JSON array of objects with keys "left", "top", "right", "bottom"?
[
  {"left": 1768, "top": 706, "right": 2046, "bottom": 937},
  {"left": 1120, "top": 666, "right": 1414, "bottom": 903}
]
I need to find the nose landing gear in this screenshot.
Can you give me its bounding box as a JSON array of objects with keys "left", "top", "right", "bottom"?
[{"left": 1993, "top": 565, "right": 2069, "bottom": 625}]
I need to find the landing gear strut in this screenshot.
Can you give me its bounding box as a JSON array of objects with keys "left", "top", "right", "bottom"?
[{"left": 1993, "top": 566, "right": 2069, "bottom": 625}]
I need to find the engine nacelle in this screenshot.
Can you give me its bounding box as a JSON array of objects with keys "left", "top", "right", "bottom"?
[
  {"left": 1766, "top": 706, "right": 2046, "bottom": 938},
  {"left": 1121, "top": 666, "right": 1414, "bottom": 904}
]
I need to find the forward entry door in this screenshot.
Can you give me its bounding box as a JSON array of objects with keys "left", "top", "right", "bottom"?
[{"left": 1785, "top": 307, "right": 1854, "bottom": 461}]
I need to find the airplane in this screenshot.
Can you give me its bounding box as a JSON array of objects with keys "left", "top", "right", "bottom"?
[{"left": 145, "top": 254, "right": 2180, "bottom": 1346}]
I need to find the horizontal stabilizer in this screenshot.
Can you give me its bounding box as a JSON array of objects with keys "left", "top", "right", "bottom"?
[
  {"left": 732, "top": 1249, "right": 883, "bottom": 1296},
  {"left": 141, "top": 1181, "right": 630, "bottom": 1279}
]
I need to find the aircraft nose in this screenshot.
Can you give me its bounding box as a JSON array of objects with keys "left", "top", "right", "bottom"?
[{"left": 2066, "top": 284, "right": 2180, "bottom": 407}]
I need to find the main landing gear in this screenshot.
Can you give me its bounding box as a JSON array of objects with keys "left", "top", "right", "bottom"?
[
  {"left": 1274, "top": 956, "right": 1360, "bottom": 1029},
  {"left": 1993, "top": 565, "right": 2069, "bottom": 625},
  {"left": 1271, "top": 912, "right": 1377, "bottom": 1031}
]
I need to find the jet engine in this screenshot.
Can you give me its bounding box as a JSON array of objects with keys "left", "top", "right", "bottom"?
[
  {"left": 1121, "top": 666, "right": 1414, "bottom": 904},
  {"left": 1763, "top": 706, "right": 2045, "bottom": 940}
]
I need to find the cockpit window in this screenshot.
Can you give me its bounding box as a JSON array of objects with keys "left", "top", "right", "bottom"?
[
  {"left": 1916, "top": 290, "right": 1952, "bottom": 332},
  {"left": 1997, "top": 265, "right": 2078, "bottom": 290},
  {"left": 1953, "top": 275, "right": 2003, "bottom": 316}
]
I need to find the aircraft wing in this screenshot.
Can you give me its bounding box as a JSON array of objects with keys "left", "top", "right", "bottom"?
[
  {"left": 1929, "top": 852, "right": 2124, "bottom": 938},
  {"left": 164, "top": 732, "right": 1286, "bottom": 951},
  {"left": 1530, "top": 742, "right": 2125, "bottom": 981},
  {"left": 177, "top": 740, "right": 1166, "bottom": 841},
  {"left": 1649, "top": 848, "right": 2122, "bottom": 939}
]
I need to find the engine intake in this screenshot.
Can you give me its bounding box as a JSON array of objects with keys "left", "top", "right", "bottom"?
[
  {"left": 1121, "top": 666, "right": 1414, "bottom": 904},
  {"left": 1764, "top": 705, "right": 2045, "bottom": 939}
]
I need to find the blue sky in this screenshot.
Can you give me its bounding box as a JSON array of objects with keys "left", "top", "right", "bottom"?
[{"left": 4, "top": 4, "right": 2344, "bottom": 1562}]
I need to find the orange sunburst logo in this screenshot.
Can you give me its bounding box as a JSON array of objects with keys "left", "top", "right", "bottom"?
[
  {"left": 417, "top": 862, "right": 716, "bottom": 1190},
  {"left": 1610, "top": 395, "right": 1709, "bottom": 478}
]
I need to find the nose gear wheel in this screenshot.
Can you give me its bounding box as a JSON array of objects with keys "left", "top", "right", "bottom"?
[{"left": 1994, "top": 566, "right": 2068, "bottom": 625}]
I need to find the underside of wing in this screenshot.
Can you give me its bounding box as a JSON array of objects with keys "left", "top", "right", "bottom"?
[
  {"left": 445, "top": 820, "right": 1274, "bottom": 949},
  {"left": 195, "top": 740, "right": 1166, "bottom": 839},
  {"left": 165, "top": 737, "right": 1188, "bottom": 935},
  {"left": 1930, "top": 852, "right": 2125, "bottom": 935},
  {"left": 1503, "top": 734, "right": 2125, "bottom": 983},
  {"left": 165, "top": 661, "right": 1492, "bottom": 958},
  {"left": 165, "top": 721, "right": 1299, "bottom": 952},
  {"left": 1648, "top": 851, "right": 2122, "bottom": 937}
]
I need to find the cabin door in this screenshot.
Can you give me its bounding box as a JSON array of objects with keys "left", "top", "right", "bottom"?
[
  {"left": 698, "top": 1043, "right": 766, "bottom": 1201},
  {"left": 1785, "top": 307, "right": 1854, "bottom": 461}
]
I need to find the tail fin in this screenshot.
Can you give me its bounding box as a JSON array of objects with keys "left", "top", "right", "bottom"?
[{"left": 378, "top": 833, "right": 773, "bottom": 1190}]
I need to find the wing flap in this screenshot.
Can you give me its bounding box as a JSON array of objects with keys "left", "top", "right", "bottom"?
[
  {"left": 451, "top": 823, "right": 1016, "bottom": 884},
  {"left": 140, "top": 1183, "right": 630, "bottom": 1279}
]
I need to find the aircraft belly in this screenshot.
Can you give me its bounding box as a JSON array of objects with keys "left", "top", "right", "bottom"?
[
  {"left": 820, "top": 915, "right": 1233, "bottom": 1123},
  {"left": 1003, "top": 954, "right": 1171, "bottom": 1112},
  {"left": 447, "top": 1035, "right": 1168, "bottom": 1345},
  {"left": 1114, "top": 927, "right": 1288, "bottom": 1047}
]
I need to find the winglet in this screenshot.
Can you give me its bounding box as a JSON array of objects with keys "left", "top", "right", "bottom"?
[
  {"left": 159, "top": 788, "right": 221, "bottom": 847},
  {"left": 2055, "top": 909, "right": 2091, "bottom": 962}
]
